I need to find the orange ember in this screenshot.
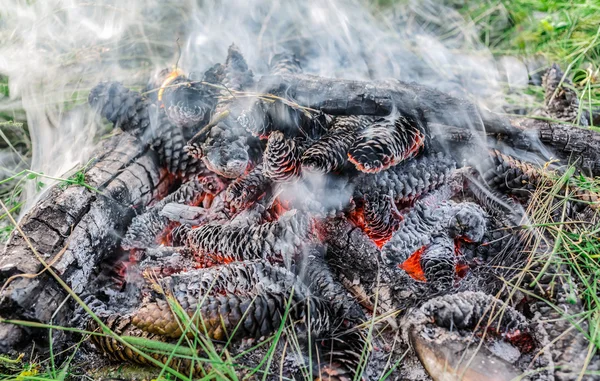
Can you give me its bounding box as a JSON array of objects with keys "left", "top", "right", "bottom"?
[
  {"left": 399, "top": 246, "right": 427, "bottom": 281},
  {"left": 270, "top": 197, "right": 292, "bottom": 218},
  {"left": 346, "top": 205, "right": 398, "bottom": 248},
  {"left": 157, "top": 68, "right": 185, "bottom": 102}
]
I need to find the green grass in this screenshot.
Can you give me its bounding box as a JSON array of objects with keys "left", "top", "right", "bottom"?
[{"left": 456, "top": 0, "right": 600, "bottom": 115}]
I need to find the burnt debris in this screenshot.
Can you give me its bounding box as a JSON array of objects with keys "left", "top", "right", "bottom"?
[{"left": 2, "top": 44, "right": 598, "bottom": 381}]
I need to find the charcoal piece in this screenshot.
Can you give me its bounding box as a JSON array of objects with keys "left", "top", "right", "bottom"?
[
  {"left": 351, "top": 152, "right": 456, "bottom": 205},
  {"left": 348, "top": 112, "right": 425, "bottom": 173},
  {"left": 263, "top": 131, "right": 303, "bottom": 183},
  {"left": 0, "top": 132, "right": 162, "bottom": 349},
  {"left": 186, "top": 210, "right": 310, "bottom": 262},
  {"left": 257, "top": 73, "right": 519, "bottom": 139},
  {"left": 302, "top": 115, "right": 373, "bottom": 173},
  {"left": 88, "top": 82, "right": 150, "bottom": 134},
  {"left": 160, "top": 203, "right": 208, "bottom": 225},
  {"left": 224, "top": 164, "right": 272, "bottom": 212},
  {"left": 131, "top": 261, "right": 331, "bottom": 341},
  {"left": 542, "top": 63, "right": 588, "bottom": 126}
]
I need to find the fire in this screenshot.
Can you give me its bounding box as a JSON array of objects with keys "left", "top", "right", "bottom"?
[
  {"left": 399, "top": 246, "right": 427, "bottom": 281},
  {"left": 157, "top": 68, "right": 185, "bottom": 102},
  {"left": 346, "top": 204, "right": 399, "bottom": 248}
]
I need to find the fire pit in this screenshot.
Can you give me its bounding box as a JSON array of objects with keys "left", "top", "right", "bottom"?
[{"left": 1, "top": 2, "right": 599, "bottom": 380}]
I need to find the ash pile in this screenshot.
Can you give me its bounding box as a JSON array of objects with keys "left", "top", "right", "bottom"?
[{"left": 5, "top": 45, "right": 600, "bottom": 380}]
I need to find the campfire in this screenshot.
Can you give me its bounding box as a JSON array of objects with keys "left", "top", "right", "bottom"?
[{"left": 1, "top": 38, "right": 600, "bottom": 381}]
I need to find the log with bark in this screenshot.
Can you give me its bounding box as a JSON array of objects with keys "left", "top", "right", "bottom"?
[{"left": 0, "top": 131, "right": 166, "bottom": 352}]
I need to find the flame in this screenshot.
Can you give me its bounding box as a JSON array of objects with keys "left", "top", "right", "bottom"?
[
  {"left": 399, "top": 246, "right": 427, "bottom": 281},
  {"left": 157, "top": 68, "right": 185, "bottom": 102}
]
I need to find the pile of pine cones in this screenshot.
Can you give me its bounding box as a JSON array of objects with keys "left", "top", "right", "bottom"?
[{"left": 84, "top": 45, "right": 599, "bottom": 380}]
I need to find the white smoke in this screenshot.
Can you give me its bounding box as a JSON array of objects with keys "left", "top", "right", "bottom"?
[{"left": 0, "top": 0, "right": 524, "bottom": 213}]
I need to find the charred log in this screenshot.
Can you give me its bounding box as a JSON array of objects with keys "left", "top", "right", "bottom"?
[{"left": 0, "top": 132, "right": 164, "bottom": 349}]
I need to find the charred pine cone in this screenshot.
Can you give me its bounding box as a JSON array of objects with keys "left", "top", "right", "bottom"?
[
  {"left": 89, "top": 81, "right": 205, "bottom": 178},
  {"left": 263, "top": 131, "right": 303, "bottom": 183},
  {"left": 348, "top": 112, "right": 426, "bottom": 173},
  {"left": 382, "top": 194, "right": 486, "bottom": 290},
  {"left": 186, "top": 210, "right": 311, "bottom": 262},
  {"left": 122, "top": 177, "right": 224, "bottom": 249},
  {"left": 302, "top": 115, "right": 373, "bottom": 173},
  {"left": 131, "top": 260, "right": 331, "bottom": 341},
  {"left": 160, "top": 68, "right": 222, "bottom": 129},
  {"left": 88, "top": 81, "right": 150, "bottom": 134},
  {"left": 352, "top": 152, "right": 456, "bottom": 205},
  {"left": 185, "top": 45, "right": 261, "bottom": 178},
  {"left": 542, "top": 63, "right": 588, "bottom": 126},
  {"left": 406, "top": 291, "right": 542, "bottom": 381},
  {"left": 224, "top": 164, "right": 272, "bottom": 213},
  {"left": 88, "top": 314, "right": 205, "bottom": 375},
  {"left": 483, "top": 149, "right": 599, "bottom": 217}
]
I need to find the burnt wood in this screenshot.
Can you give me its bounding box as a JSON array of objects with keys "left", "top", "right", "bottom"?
[{"left": 0, "top": 131, "right": 166, "bottom": 351}]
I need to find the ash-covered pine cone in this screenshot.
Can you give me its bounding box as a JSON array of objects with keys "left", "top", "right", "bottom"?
[
  {"left": 299, "top": 248, "right": 365, "bottom": 323},
  {"left": 147, "top": 107, "right": 206, "bottom": 177},
  {"left": 236, "top": 100, "right": 273, "bottom": 138},
  {"left": 542, "top": 63, "right": 588, "bottom": 126},
  {"left": 88, "top": 81, "right": 150, "bottom": 134},
  {"left": 352, "top": 152, "right": 456, "bottom": 205},
  {"left": 122, "top": 177, "right": 223, "bottom": 249},
  {"left": 483, "top": 149, "right": 541, "bottom": 197},
  {"left": 419, "top": 235, "right": 456, "bottom": 291},
  {"left": 269, "top": 51, "right": 302, "bottom": 76},
  {"left": 186, "top": 210, "right": 311, "bottom": 262},
  {"left": 348, "top": 112, "right": 425, "bottom": 173},
  {"left": 184, "top": 45, "right": 261, "bottom": 179},
  {"left": 302, "top": 115, "right": 373, "bottom": 173},
  {"left": 131, "top": 260, "right": 331, "bottom": 341},
  {"left": 225, "top": 164, "right": 271, "bottom": 212},
  {"left": 263, "top": 131, "right": 303, "bottom": 183},
  {"left": 382, "top": 196, "right": 486, "bottom": 286},
  {"left": 161, "top": 70, "right": 221, "bottom": 129},
  {"left": 88, "top": 314, "right": 205, "bottom": 375},
  {"left": 421, "top": 291, "right": 528, "bottom": 333}
]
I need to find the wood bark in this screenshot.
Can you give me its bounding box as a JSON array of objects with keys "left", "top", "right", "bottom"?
[{"left": 0, "top": 131, "right": 167, "bottom": 351}]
